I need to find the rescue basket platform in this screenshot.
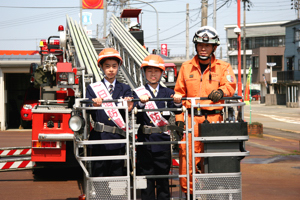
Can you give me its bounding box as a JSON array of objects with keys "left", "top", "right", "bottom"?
[{"left": 72, "top": 96, "right": 248, "bottom": 200}]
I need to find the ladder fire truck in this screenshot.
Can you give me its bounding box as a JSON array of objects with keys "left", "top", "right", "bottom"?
[{"left": 1, "top": 12, "right": 249, "bottom": 200}]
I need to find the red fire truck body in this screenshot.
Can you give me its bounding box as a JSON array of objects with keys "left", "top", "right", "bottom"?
[
  {"left": 31, "top": 111, "right": 72, "bottom": 162},
  {"left": 30, "top": 26, "right": 80, "bottom": 166}
]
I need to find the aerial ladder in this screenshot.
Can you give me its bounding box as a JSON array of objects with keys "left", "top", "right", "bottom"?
[{"left": 0, "top": 13, "right": 249, "bottom": 200}]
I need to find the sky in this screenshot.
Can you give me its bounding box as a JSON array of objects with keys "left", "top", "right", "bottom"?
[{"left": 0, "top": 0, "right": 297, "bottom": 58}]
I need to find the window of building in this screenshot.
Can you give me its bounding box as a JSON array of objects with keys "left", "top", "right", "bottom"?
[
  {"left": 267, "top": 56, "right": 282, "bottom": 70},
  {"left": 241, "top": 55, "right": 252, "bottom": 69},
  {"left": 252, "top": 56, "right": 259, "bottom": 68},
  {"left": 229, "top": 56, "right": 238, "bottom": 69},
  {"left": 241, "top": 39, "right": 252, "bottom": 50},
  {"left": 294, "top": 29, "right": 300, "bottom": 42},
  {"left": 254, "top": 37, "right": 264, "bottom": 48},
  {"left": 228, "top": 38, "right": 237, "bottom": 50},
  {"left": 266, "top": 37, "right": 280, "bottom": 47},
  {"left": 287, "top": 57, "right": 294, "bottom": 70},
  {"left": 278, "top": 37, "right": 285, "bottom": 46},
  {"left": 246, "top": 38, "right": 252, "bottom": 49}
]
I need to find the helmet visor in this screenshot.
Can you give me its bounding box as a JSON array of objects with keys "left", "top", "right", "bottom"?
[{"left": 196, "top": 28, "right": 218, "bottom": 38}]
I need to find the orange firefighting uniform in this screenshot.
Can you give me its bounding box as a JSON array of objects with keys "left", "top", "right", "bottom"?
[{"left": 174, "top": 54, "right": 236, "bottom": 194}]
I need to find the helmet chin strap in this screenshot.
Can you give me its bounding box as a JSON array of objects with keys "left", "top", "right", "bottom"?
[
  {"left": 199, "top": 55, "right": 209, "bottom": 60},
  {"left": 196, "top": 48, "right": 213, "bottom": 81}
]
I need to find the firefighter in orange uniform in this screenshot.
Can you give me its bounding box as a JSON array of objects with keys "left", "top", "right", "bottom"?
[{"left": 174, "top": 26, "right": 236, "bottom": 198}]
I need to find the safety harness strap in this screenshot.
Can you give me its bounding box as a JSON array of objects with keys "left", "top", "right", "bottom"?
[
  {"left": 142, "top": 125, "right": 184, "bottom": 134},
  {"left": 94, "top": 122, "right": 126, "bottom": 137}
]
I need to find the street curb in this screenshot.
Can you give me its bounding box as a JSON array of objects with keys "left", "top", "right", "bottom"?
[
  {"left": 246, "top": 141, "right": 290, "bottom": 154},
  {"left": 263, "top": 126, "right": 300, "bottom": 135}
]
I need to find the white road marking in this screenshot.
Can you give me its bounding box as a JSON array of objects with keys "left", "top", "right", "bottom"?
[{"left": 258, "top": 114, "right": 300, "bottom": 124}]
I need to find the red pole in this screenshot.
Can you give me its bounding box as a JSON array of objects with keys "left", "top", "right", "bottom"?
[{"left": 237, "top": 0, "right": 242, "bottom": 97}]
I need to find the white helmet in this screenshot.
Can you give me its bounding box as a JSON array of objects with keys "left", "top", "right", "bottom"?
[
  {"left": 129, "top": 21, "right": 140, "bottom": 30},
  {"left": 193, "top": 26, "right": 220, "bottom": 60},
  {"left": 193, "top": 26, "right": 220, "bottom": 46}
]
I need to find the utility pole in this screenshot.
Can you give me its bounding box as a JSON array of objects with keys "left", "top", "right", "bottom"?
[
  {"left": 103, "top": 0, "right": 107, "bottom": 38},
  {"left": 201, "top": 0, "right": 208, "bottom": 26},
  {"left": 213, "top": 0, "right": 217, "bottom": 28},
  {"left": 243, "top": 0, "right": 247, "bottom": 96},
  {"left": 80, "top": 0, "right": 82, "bottom": 26},
  {"left": 96, "top": 24, "right": 99, "bottom": 39},
  {"left": 237, "top": 0, "right": 242, "bottom": 97},
  {"left": 291, "top": 0, "right": 300, "bottom": 19},
  {"left": 186, "top": 3, "right": 189, "bottom": 60}
]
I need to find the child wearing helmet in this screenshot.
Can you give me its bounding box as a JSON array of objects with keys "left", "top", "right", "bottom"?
[
  {"left": 86, "top": 48, "right": 133, "bottom": 177},
  {"left": 174, "top": 26, "right": 236, "bottom": 198},
  {"left": 133, "top": 54, "right": 182, "bottom": 200}
]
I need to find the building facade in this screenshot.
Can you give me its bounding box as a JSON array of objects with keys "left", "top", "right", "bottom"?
[
  {"left": 0, "top": 50, "right": 40, "bottom": 130},
  {"left": 224, "top": 21, "right": 288, "bottom": 104},
  {"left": 280, "top": 20, "right": 300, "bottom": 108}
]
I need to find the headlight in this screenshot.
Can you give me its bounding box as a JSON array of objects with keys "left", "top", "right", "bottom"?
[
  {"left": 23, "top": 104, "right": 32, "bottom": 109},
  {"left": 59, "top": 72, "right": 68, "bottom": 80},
  {"left": 69, "top": 115, "right": 85, "bottom": 132},
  {"left": 68, "top": 73, "right": 75, "bottom": 85}
]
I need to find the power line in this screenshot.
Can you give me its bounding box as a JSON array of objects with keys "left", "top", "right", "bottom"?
[
  {"left": 144, "top": 10, "right": 202, "bottom": 39},
  {"left": 0, "top": 9, "right": 78, "bottom": 29},
  {"left": 0, "top": 38, "right": 42, "bottom": 41},
  {"left": 146, "top": 0, "right": 230, "bottom": 43},
  {"left": 0, "top": 6, "right": 79, "bottom": 9},
  {"left": 141, "top": 6, "right": 201, "bottom": 14}
]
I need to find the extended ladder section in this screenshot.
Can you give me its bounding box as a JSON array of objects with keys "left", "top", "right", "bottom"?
[
  {"left": 66, "top": 14, "right": 151, "bottom": 89},
  {"left": 107, "top": 14, "right": 150, "bottom": 89},
  {"left": 66, "top": 15, "right": 103, "bottom": 83}
]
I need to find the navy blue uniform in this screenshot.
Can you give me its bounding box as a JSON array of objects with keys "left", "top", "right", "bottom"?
[
  {"left": 86, "top": 80, "right": 132, "bottom": 177},
  {"left": 133, "top": 84, "right": 182, "bottom": 200}
]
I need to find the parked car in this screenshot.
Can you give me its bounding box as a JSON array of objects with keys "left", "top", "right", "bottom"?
[
  {"left": 251, "top": 90, "right": 261, "bottom": 101},
  {"left": 20, "top": 86, "right": 40, "bottom": 128}
]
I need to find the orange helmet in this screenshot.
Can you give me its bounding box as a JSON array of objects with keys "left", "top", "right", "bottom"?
[
  {"left": 141, "top": 54, "right": 165, "bottom": 71},
  {"left": 97, "top": 48, "right": 123, "bottom": 67}
]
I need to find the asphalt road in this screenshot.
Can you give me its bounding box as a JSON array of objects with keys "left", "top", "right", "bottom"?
[{"left": 0, "top": 131, "right": 83, "bottom": 200}]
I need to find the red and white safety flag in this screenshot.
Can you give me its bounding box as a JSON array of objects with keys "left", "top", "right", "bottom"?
[{"left": 90, "top": 82, "right": 126, "bottom": 130}]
